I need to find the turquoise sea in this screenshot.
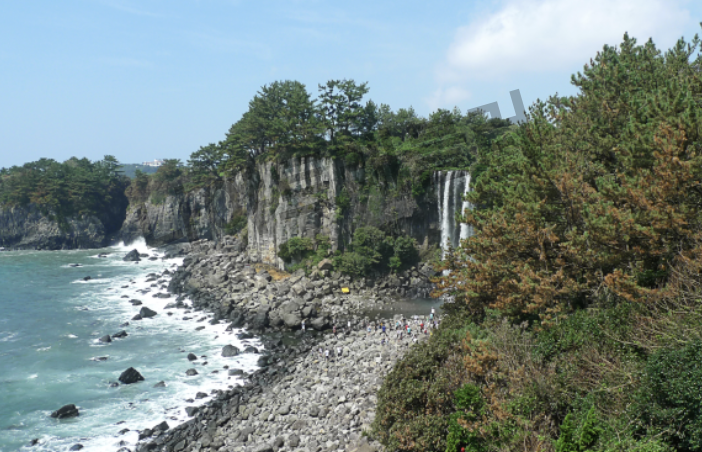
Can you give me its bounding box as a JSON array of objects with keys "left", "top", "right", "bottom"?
[{"left": 0, "top": 241, "right": 260, "bottom": 452}]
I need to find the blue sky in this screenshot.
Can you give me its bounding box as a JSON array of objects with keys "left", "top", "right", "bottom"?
[{"left": 1, "top": 0, "right": 700, "bottom": 167}]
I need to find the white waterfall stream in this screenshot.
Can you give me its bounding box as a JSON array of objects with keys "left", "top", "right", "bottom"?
[{"left": 436, "top": 170, "right": 472, "bottom": 259}]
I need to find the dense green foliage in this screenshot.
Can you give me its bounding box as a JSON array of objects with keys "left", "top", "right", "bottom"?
[
  {"left": 375, "top": 31, "right": 702, "bottom": 452},
  {"left": 0, "top": 156, "right": 129, "bottom": 230}
]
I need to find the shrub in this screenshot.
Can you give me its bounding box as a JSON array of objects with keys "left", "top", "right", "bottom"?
[
  {"left": 278, "top": 237, "right": 314, "bottom": 263},
  {"left": 224, "top": 212, "right": 247, "bottom": 236},
  {"left": 632, "top": 341, "right": 702, "bottom": 451}
]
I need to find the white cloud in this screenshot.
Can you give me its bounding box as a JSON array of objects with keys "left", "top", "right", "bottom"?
[
  {"left": 441, "top": 0, "right": 691, "bottom": 81},
  {"left": 426, "top": 86, "right": 473, "bottom": 112}
]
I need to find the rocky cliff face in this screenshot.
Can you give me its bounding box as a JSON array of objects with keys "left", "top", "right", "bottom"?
[
  {"left": 120, "top": 156, "right": 442, "bottom": 267},
  {"left": 0, "top": 204, "right": 108, "bottom": 250}
]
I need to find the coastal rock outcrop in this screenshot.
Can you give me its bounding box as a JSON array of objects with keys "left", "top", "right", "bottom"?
[
  {"left": 118, "top": 367, "right": 144, "bottom": 384},
  {"left": 50, "top": 404, "right": 79, "bottom": 419}
]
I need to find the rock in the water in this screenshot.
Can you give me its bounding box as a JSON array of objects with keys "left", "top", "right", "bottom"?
[
  {"left": 228, "top": 369, "right": 244, "bottom": 376},
  {"left": 68, "top": 263, "right": 81, "bottom": 268},
  {"left": 118, "top": 367, "right": 144, "bottom": 384},
  {"left": 28, "top": 439, "right": 39, "bottom": 446},
  {"left": 244, "top": 346, "right": 259, "bottom": 354},
  {"left": 51, "top": 404, "right": 79, "bottom": 419},
  {"left": 185, "top": 368, "right": 198, "bottom": 376},
  {"left": 131, "top": 314, "right": 142, "bottom": 321},
  {"left": 153, "top": 381, "right": 166, "bottom": 388},
  {"left": 111, "top": 330, "right": 128, "bottom": 339},
  {"left": 187, "top": 353, "right": 198, "bottom": 361},
  {"left": 221, "top": 345, "right": 240, "bottom": 357},
  {"left": 195, "top": 392, "right": 207, "bottom": 399},
  {"left": 129, "top": 299, "right": 142, "bottom": 306},
  {"left": 83, "top": 276, "right": 91, "bottom": 281},
  {"left": 123, "top": 249, "right": 141, "bottom": 262},
  {"left": 185, "top": 406, "right": 199, "bottom": 417},
  {"left": 98, "top": 335, "right": 112, "bottom": 343},
  {"left": 69, "top": 444, "right": 84, "bottom": 451},
  {"left": 139, "top": 307, "right": 157, "bottom": 318}
]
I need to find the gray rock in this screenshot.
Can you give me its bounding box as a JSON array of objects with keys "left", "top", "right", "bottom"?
[
  {"left": 51, "top": 404, "right": 79, "bottom": 419},
  {"left": 118, "top": 367, "right": 144, "bottom": 384},
  {"left": 288, "top": 435, "right": 300, "bottom": 448},
  {"left": 221, "top": 345, "right": 240, "bottom": 357},
  {"left": 123, "top": 249, "right": 141, "bottom": 262},
  {"left": 185, "top": 368, "right": 198, "bottom": 376},
  {"left": 111, "top": 330, "right": 128, "bottom": 339},
  {"left": 187, "top": 353, "right": 197, "bottom": 361},
  {"left": 153, "top": 381, "right": 166, "bottom": 388},
  {"left": 98, "top": 335, "right": 112, "bottom": 343},
  {"left": 139, "top": 307, "right": 157, "bottom": 318},
  {"left": 69, "top": 444, "right": 83, "bottom": 451},
  {"left": 282, "top": 312, "right": 302, "bottom": 328},
  {"left": 185, "top": 406, "right": 199, "bottom": 417}
]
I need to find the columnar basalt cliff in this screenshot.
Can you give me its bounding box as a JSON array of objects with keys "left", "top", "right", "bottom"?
[
  {"left": 120, "top": 157, "right": 445, "bottom": 268},
  {"left": 0, "top": 204, "right": 108, "bottom": 250}
]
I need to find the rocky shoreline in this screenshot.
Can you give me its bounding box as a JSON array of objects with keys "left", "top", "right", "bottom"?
[
  {"left": 167, "top": 237, "right": 437, "bottom": 335},
  {"left": 122, "top": 237, "right": 439, "bottom": 452}
]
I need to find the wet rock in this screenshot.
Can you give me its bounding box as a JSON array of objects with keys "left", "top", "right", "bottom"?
[
  {"left": 51, "top": 404, "right": 79, "bottom": 419},
  {"left": 118, "top": 367, "right": 144, "bottom": 384},
  {"left": 187, "top": 353, "right": 198, "bottom": 361},
  {"left": 111, "top": 330, "right": 128, "bottom": 339},
  {"left": 129, "top": 299, "right": 142, "bottom": 306},
  {"left": 123, "top": 249, "right": 141, "bottom": 262},
  {"left": 185, "top": 406, "right": 199, "bottom": 417},
  {"left": 185, "top": 368, "right": 198, "bottom": 376},
  {"left": 221, "top": 345, "right": 240, "bottom": 357},
  {"left": 131, "top": 314, "right": 142, "bottom": 321},
  {"left": 139, "top": 307, "right": 157, "bottom": 318},
  {"left": 153, "top": 381, "right": 166, "bottom": 388},
  {"left": 98, "top": 335, "right": 112, "bottom": 343},
  {"left": 69, "top": 444, "right": 83, "bottom": 451}
]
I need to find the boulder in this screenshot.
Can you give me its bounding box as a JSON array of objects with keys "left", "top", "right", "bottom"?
[
  {"left": 118, "top": 367, "right": 144, "bottom": 384},
  {"left": 317, "top": 259, "right": 334, "bottom": 271},
  {"left": 51, "top": 404, "right": 79, "bottom": 419},
  {"left": 123, "top": 249, "right": 141, "bottom": 262},
  {"left": 129, "top": 299, "right": 142, "bottom": 305},
  {"left": 153, "top": 381, "right": 166, "bottom": 388},
  {"left": 185, "top": 368, "right": 198, "bottom": 376},
  {"left": 152, "top": 421, "right": 169, "bottom": 432},
  {"left": 69, "top": 444, "right": 84, "bottom": 451},
  {"left": 131, "top": 314, "right": 142, "bottom": 321},
  {"left": 310, "top": 316, "right": 331, "bottom": 330},
  {"left": 221, "top": 345, "right": 240, "bottom": 357},
  {"left": 98, "top": 335, "right": 112, "bottom": 343},
  {"left": 282, "top": 312, "right": 302, "bottom": 328},
  {"left": 139, "top": 307, "right": 157, "bottom": 318},
  {"left": 111, "top": 330, "right": 128, "bottom": 339},
  {"left": 185, "top": 406, "right": 199, "bottom": 417},
  {"left": 187, "top": 353, "right": 198, "bottom": 361},
  {"left": 244, "top": 346, "right": 259, "bottom": 354}
]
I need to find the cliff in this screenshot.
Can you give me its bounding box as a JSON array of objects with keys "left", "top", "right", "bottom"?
[
  {"left": 0, "top": 204, "right": 109, "bottom": 250},
  {"left": 120, "top": 156, "right": 444, "bottom": 267}
]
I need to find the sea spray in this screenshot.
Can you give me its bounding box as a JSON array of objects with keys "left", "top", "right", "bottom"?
[{"left": 0, "top": 240, "right": 261, "bottom": 452}]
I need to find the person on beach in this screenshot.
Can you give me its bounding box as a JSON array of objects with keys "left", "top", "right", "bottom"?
[
  {"left": 367, "top": 325, "right": 371, "bottom": 335},
  {"left": 382, "top": 324, "right": 386, "bottom": 335},
  {"left": 325, "top": 349, "right": 330, "bottom": 361},
  {"left": 301, "top": 320, "right": 305, "bottom": 332},
  {"left": 333, "top": 324, "right": 337, "bottom": 334},
  {"left": 347, "top": 320, "right": 351, "bottom": 332},
  {"left": 381, "top": 338, "right": 385, "bottom": 346},
  {"left": 337, "top": 346, "right": 342, "bottom": 358}
]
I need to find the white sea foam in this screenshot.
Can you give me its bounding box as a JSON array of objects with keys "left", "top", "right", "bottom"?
[{"left": 12, "top": 241, "right": 260, "bottom": 452}]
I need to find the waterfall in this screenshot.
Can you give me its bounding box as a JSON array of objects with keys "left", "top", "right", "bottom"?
[
  {"left": 437, "top": 170, "right": 472, "bottom": 259},
  {"left": 441, "top": 171, "right": 454, "bottom": 258},
  {"left": 459, "top": 173, "right": 472, "bottom": 241}
]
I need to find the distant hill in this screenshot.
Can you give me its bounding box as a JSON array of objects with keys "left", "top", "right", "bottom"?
[{"left": 119, "top": 164, "right": 160, "bottom": 179}]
